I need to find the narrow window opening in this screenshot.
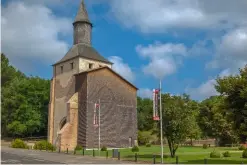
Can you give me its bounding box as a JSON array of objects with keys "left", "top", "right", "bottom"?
[
  {"left": 60, "top": 66, "right": 63, "bottom": 73},
  {"left": 89, "top": 63, "right": 93, "bottom": 69},
  {"left": 70, "top": 62, "right": 74, "bottom": 70}
]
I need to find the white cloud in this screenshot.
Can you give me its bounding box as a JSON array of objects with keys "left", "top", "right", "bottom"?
[
  {"left": 108, "top": 56, "right": 135, "bottom": 82},
  {"left": 1, "top": 1, "right": 71, "bottom": 71},
  {"left": 138, "top": 88, "right": 153, "bottom": 99},
  {"left": 142, "top": 57, "right": 176, "bottom": 79},
  {"left": 185, "top": 68, "right": 238, "bottom": 100},
  {"left": 136, "top": 42, "right": 187, "bottom": 58},
  {"left": 192, "top": 27, "right": 247, "bottom": 100},
  {"left": 207, "top": 27, "right": 247, "bottom": 71},
  {"left": 104, "top": 0, "right": 247, "bottom": 33},
  {"left": 136, "top": 42, "right": 187, "bottom": 79},
  {"left": 12, "top": 0, "right": 80, "bottom": 7},
  {"left": 186, "top": 79, "right": 219, "bottom": 100}
]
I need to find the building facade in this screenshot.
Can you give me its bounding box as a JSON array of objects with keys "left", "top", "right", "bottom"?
[{"left": 48, "top": 0, "right": 138, "bottom": 150}]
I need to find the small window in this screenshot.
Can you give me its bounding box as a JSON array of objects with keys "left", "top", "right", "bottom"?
[
  {"left": 60, "top": 66, "right": 63, "bottom": 73},
  {"left": 89, "top": 63, "right": 93, "bottom": 69},
  {"left": 70, "top": 62, "right": 74, "bottom": 70},
  {"left": 99, "top": 65, "right": 102, "bottom": 67}
]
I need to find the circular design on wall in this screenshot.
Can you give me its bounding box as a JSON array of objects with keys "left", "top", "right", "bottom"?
[{"left": 97, "top": 85, "right": 115, "bottom": 103}]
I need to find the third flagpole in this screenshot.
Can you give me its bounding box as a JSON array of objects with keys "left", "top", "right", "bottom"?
[
  {"left": 98, "top": 99, "right": 101, "bottom": 156},
  {"left": 160, "top": 79, "right": 164, "bottom": 163}
]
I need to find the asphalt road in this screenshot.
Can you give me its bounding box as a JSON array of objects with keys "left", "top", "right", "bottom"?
[
  {"left": 1, "top": 151, "right": 61, "bottom": 164},
  {"left": 1, "top": 146, "right": 133, "bottom": 164}
]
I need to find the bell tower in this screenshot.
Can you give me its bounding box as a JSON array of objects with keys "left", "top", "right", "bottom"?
[{"left": 73, "top": 0, "right": 93, "bottom": 45}]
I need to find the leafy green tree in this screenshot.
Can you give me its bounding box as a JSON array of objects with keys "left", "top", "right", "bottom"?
[
  {"left": 198, "top": 96, "right": 238, "bottom": 146},
  {"left": 1, "top": 54, "right": 50, "bottom": 137},
  {"left": 187, "top": 119, "right": 202, "bottom": 145},
  {"left": 1, "top": 53, "right": 24, "bottom": 87},
  {"left": 137, "top": 97, "right": 154, "bottom": 131},
  {"left": 7, "top": 121, "right": 27, "bottom": 137},
  {"left": 157, "top": 94, "right": 199, "bottom": 157},
  {"left": 215, "top": 65, "right": 247, "bottom": 143},
  {"left": 186, "top": 98, "right": 201, "bottom": 145}
]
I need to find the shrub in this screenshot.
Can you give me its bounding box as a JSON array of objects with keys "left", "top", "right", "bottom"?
[
  {"left": 138, "top": 131, "right": 152, "bottom": 145},
  {"left": 33, "top": 140, "right": 56, "bottom": 151},
  {"left": 11, "top": 139, "right": 28, "bottom": 149},
  {"left": 223, "top": 151, "right": 231, "bottom": 157},
  {"left": 243, "top": 149, "right": 247, "bottom": 158},
  {"left": 239, "top": 145, "right": 246, "bottom": 150},
  {"left": 203, "top": 144, "right": 208, "bottom": 149},
  {"left": 101, "top": 146, "right": 107, "bottom": 151},
  {"left": 210, "top": 151, "right": 221, "bottom": 158},
  {"left": 131, "top": 145, "right": 139, "bottom": 152},
  {"left": 146, "top": 143, "right": 151, "bottom": 147},
  {"left": 75, "top": 145, "right": 83, "bottom": 151}
]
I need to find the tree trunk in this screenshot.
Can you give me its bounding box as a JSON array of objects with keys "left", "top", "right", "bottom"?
[
  {"left": 172, "top": 149, "right": 176, "bottom": 158},
  {"left": 168, "top": 140, "right": 173, "bottom": 157},
  {"left": 168, "top": 140, "right": 177, "bottom": 158}
]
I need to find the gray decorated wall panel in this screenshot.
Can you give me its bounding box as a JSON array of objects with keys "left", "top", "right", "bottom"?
[
  {"left": 76, "top": 73, "right": 87, "bottom": 147},
  {"left": 85, "top": 69, "right": 137, "bottom": 148}
]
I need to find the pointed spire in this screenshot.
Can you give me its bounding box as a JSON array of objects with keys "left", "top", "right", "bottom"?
[{"left": 74, "top": 0, "right": 91, "bottom": 25}]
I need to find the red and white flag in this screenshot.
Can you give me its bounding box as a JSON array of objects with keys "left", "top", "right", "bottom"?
[{"left": 153, "top": 89, "right": 160, "bottom": 121}]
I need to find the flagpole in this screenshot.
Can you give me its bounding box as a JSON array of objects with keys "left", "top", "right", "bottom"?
[
  {"left": 98, "top": 99, "right": 101, "bottom": 156},
  {"left": 160, "top": 79, "right": 164, "bottom": 163}
]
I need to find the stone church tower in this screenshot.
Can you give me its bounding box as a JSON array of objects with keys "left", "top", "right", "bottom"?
[{"left": 48, "top": 0, "right": 138, "bottom": 150}]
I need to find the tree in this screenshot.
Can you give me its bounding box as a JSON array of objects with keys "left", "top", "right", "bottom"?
[
  {"left": 215, "top": 65, "right": 247, "bottom": 143},
  {"left": 137, "top": 97, "right": 154, "bottom": 131},
  {"left": 157, "top": 94, "right": 198, "bottom": 157},
  {"left": 1, "top": 53, "right": 25, "bottom": 87},
  {"left": 198, "top": 96, "right": 238, "bottom": 146},
  {"left": 138, "top": 131, "right": 152, "bottom": 145},
  {"left": 187, "top": 120, "right": 201, "bottom": 146},
  {"left": 186, "top": 98, "right": 201, "bottom": 145},
  {"left": 1, "top": 54, "right": 50, "bottom": 137}
]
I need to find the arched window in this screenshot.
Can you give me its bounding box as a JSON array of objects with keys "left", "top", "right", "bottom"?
[{"left": 59, "top": 117, "right": 67, "bottom": 130}]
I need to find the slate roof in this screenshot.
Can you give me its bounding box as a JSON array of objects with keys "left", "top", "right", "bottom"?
[
  {"left": 53, "top": 43, "right": 113, "bottom": 66},
  {"left": 73, "top": 0, "right": 91, "bottom": 24},
  {"left": 74, "top": 66, "right": 138, "bottom": 90}
]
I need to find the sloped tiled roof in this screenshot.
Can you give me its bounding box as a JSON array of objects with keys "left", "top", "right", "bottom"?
[{"left": 53, "top": 43, "right": 113, "bottom": 65}]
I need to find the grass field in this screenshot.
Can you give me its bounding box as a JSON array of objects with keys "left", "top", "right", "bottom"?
[{"left": 76, "top": 145, "right": 247, "bottom": 164}]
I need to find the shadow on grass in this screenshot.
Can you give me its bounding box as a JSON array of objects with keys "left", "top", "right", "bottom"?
[
  {"left": 183, "top": 159, "right": 247, "bottom": 164},
  {"left": 124, "top": 154, "right": 247, "bottom": 164},
  {"left": 125, "top": 154, "right": 169, "bottom": 158}
]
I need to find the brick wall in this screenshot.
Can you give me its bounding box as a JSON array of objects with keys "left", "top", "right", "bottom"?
[{"left": 82, "top": 68, "right": 137, "bottom": 148}]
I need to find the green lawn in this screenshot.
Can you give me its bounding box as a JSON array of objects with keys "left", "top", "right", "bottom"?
[{"left": 75, "top": 145, "right": 247, "bottom": 164}]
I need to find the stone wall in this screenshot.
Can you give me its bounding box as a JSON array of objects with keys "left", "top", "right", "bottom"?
[
  {"left": 52, "top": 58, "right": 79, "bottom": 145},
  {"left": 58, "top": 93, "right": 78, "bottom": 151},
  {"left": 48, "top": 78, "right": 55, "bottom": 144}
]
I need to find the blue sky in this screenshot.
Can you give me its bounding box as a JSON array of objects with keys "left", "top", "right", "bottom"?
[{"left": 1, "top": 0, "right": 247, "bottom": 100}]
